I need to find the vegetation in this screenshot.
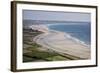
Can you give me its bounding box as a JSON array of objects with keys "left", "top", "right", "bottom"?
[{"left": 23, "top": 28, "right": 69, "bottom": 62}]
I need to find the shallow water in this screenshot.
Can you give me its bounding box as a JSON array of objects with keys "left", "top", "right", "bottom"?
[{"left": 48, "top": 22, "right": 91, "bottom": 45}]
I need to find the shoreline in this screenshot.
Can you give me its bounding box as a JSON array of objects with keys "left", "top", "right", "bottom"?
[
  {"left": 33, "top": 29, "right": 90, "bottom": 59},
  {"left": 49, "top": 29, "right": 90, "bottom": 47}
]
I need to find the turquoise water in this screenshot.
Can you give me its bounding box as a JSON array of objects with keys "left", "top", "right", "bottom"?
[{"left": 48, "top": 22, "right": 91, "bottom": 45}]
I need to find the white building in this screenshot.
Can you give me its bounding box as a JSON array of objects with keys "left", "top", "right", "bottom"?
[{"left": 29, "top": 24, "right": 48, "bottom": 33}]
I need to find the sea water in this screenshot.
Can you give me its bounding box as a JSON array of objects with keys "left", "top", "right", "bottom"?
[{"left": 48, "top": 22, "right": 91, "bottom": 45}]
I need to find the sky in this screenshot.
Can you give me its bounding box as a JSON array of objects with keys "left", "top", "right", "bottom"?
[{"left": 23, "top": 10, "right": 91, "bottom": 22}]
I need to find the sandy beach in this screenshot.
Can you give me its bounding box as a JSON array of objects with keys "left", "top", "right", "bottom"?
[{"left": 33, "top": 29, "right": 90, "bottom": 60}]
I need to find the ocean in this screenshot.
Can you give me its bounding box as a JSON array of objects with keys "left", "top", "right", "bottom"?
[
  {"left": 23, "top": 20, "right": 91, "bottom": 45},
  {"left": 47, "top": 22, "right": 91, "bottom": 45}
]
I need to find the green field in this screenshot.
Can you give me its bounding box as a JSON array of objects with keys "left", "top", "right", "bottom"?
[
  {"left": 23, "top": 42, "right": 69, "bottom": 62},
  {"left": 23, "top": 28, "right": 70, "bottom": 62}
]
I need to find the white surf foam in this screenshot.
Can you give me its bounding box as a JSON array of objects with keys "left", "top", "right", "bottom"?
[{"left": 65, "top": 33, "right": 89, "bottom": 47}]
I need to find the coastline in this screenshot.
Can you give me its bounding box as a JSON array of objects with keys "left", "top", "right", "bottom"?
[
  {"left": 33, "top": 29, "right": 90, "bottom": 59},
  {"left": 50, "top": 29, "right": 90, "bottom": 47}
]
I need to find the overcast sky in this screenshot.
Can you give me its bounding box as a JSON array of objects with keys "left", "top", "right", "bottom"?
[{"left": 23, "top": 10, "right": 91, "bottom": 22}]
